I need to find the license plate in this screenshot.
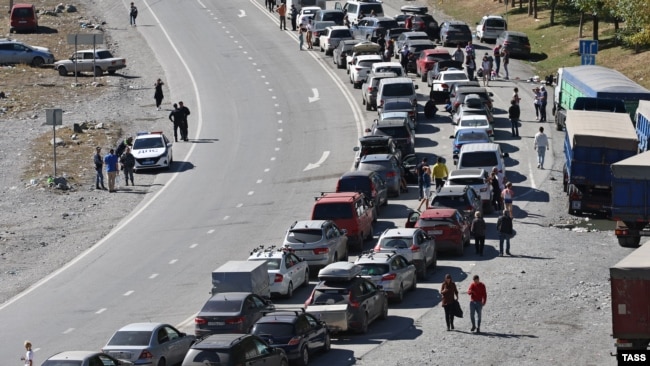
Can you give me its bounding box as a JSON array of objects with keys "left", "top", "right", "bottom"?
[
  {"left": 208, "top": 322, "right": 225, "bottom": 326},
  {"left": 428, "top": 230, "right": 442, "bottom": 235},
  {"left": 142, "top": 160, "right": 154, "bottom": 165},
  {"left": 297, "top": 250, "right": 311, "bottom": 256}
]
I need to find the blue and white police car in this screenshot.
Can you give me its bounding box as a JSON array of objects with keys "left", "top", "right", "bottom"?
[{"left": 132, "top": 131, "right": 173, "bottom": 171}]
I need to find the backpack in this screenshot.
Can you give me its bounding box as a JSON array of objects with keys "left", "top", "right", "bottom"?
[{"left": 130, "top": 6, "right": 138, "bottom": 17}]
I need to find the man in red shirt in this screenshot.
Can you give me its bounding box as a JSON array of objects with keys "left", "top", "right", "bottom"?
[{"left": 467, "top": 275, "right": 487, "bottom": 333}]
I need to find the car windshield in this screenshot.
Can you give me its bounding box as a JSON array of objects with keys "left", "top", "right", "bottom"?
[
  {"left": 331, "top": 30, "right": 351, "bottom": 38},
  {"left": 359, "top": 60, "right": 380, "bottom": 68},
  {"left": 427, "top": 54, "right": 450, "bottom": 61},
  {"left": 312, "top": 203, "right": 353, "bottom": 220},
  {"left": 375, "top": 67, "right": 403, "bottom": 76},
  {"left": 323, "top": 13, "right": 344, "bottom": 23},
  {"left": 460, "top": 119, "right": 488, "bottom": 128},
  {"left": 133, "top": 137, "right": 164, "bottom": 149},
  {"left": 408, "top": 35, "right": 429, "bottom": 41},
  {"left": 359, "top": 160, "right": 392, "bottom": 172},
  {"left": 379, "top": 237, "right": 412, "bottom": 248},
  {"left": 378, "top": 20, "right": 399, "bottom": 29},
  {"left": 42, "top": 361, "right": 83, "bottom": 366},
  {"left": 249, "top": 258, "right": 281, "bottom": 270},
  {"left": 360, "top": 145, "right": 390, "bottom": 156},
  {"left": 312, "top": 288, "right": 348, "bottom": 305},
  {"left": 96, "top": 50, "right": 114, "bottom": 59},
  {"left": 509, "top": 35, "right": 529, "bottom": 44},
  {"left": 383, "top": 101, "right": 413, "bottom": 110},
  {"left": 418, "top": 218, "right": 455, "bottom": 227},
  {"left": 432, "top": 196, "right": 467, "bottom": 209},
  {"left": 449, "top": 25, "right": 470, "bottom": 33},
  {"left": 443, "top": 73, "right": 469, "bottom": 81},
  {"left": 359, "top": 263, "right": 390, "bottom": 276},
  {"left": 458, "top": 132, "right": 489, "bottom": 142},
  {"left": 376, "top": 127, "right": 410, "bottom": 138},
  {"left": 382, "top": 84, "right": 413, "bottom": 97},
  {"left": 460, "top": 152, "right": 498, "bottom": 167},
  {"left": 338, "top": 178, "right": 371, "bottom": 193},
  {"left": 201, "top": 299, "right": 244, "bottom": 313},
  {"left": 286, "top": 229, "right": 323, "bottom": 243},
  {"left": 253, "top": 323, "right": 295, "bottom": 337},
  {"left": 449, "top": 178, "right": 484, "bottom": 185},
  {"left": 107, "top": 331, "right": 151, "bottom": 346},
  {"left": 410, "top": 44, "right": 434, "bottom": 52}
]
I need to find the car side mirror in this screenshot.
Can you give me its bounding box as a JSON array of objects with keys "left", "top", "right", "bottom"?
[
  {"left": 449, "top": 135, "right": 454, "bottom": 139},
  {"left": 353, "top": 146, "right": 360, "bottom": 152},
  {"left": 414, "top": 85, "right": 419, "bottom": 89},
  {"left": 503, "top": 153, "right": 510, "bottom": 158}
]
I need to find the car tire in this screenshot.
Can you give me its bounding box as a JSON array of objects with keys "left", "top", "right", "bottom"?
[
  {"left": 410, "top": 275, "right": 417, "bottom": 291},
  {"left": 108, "top": 70, "right": 116, "bottom": 75},
  {"left": 417, "top": 260, "right": 427, "bottom": 280},
  {"left": 396, "top": 284, "right": 404, "bottom": 303},
  {"left": 380, "top": 300, "right": 388, "bottom": 320},
  {"left": 356, "top": 312, "right": 369, "bottom": 334},
  {"left": 323, "top": 332, "right": 331, "bottom": 352},
  {"left": 157, "top": 358, "right": 166, "bottom": 366},
  {"left": 455, "top": 243, "right": 464, "bottom": 256},
  {"left": 94, "top": 67, "right": 103, "bottom": 77},
  {"left": 285, "top": 282, "right": 294, "bottom": 298},
  {"left": 280, "top": 359, "right": 289, "bottom": 366},
  {"left": 302, "top": 269, "right": 309, "bottom": 287},
  {"left": 57, "top": 67, "right": 68, "bottom": 76},
  {"left": 31, "top": 57, "right": 45, "bottom": 67},
  {"left": 297, "top": 346, "right": 309, "bottom": 366},
  {"left": 421, "top": 72, "right": 427, "bottom": 82}
]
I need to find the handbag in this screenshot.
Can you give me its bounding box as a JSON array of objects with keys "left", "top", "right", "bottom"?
[{"left": 452, "top": 299, "right": 463, "bottom": 318}]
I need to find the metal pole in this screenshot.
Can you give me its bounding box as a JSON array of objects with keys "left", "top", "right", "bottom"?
[
  {"left": 53, "top": 123, "right": 57, "bottom": 178},
  {"left": 74, "top": 36, "right": 78, "bottom": 85}
]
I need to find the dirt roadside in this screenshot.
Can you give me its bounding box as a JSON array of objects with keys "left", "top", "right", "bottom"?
[{"left": 0, "top": 0, "right": 171, "bottom": 304}]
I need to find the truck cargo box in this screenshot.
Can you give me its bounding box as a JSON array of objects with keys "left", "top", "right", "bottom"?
[
  {"left": 610, "top": 243, "right": 650, "bottom": 346},
  {"left": 611, "top": 151, "right": 650, "bottom": 222},
  {"left": 636, "top": 100, "right": 650, "bottom": 152},
  {"left": 211, "top": 260, "right": 270, "bottom": 298}
]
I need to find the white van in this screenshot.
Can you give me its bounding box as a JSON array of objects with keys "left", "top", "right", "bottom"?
[
  {"left": 335, "top": 0, "right": 384, "bottom": 24},
  {"left": 455, "top": 142, "right": 509, "bottom": 183},
  {"left": 376, "top": 77, "right": 418, "bottom": 110}
]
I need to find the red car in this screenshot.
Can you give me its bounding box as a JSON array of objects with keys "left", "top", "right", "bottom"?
[
  {"left": 415, "top": 48, "right": 451, "bottom": 82},
  {"left": 405, "top": 208, "right": 470, "bottom": 256}
]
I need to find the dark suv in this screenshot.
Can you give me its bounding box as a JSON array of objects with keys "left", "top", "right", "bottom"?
[
  {"left": 354, "top": 135, "right": 402, "bottom": 168},
  {"left": 439, "top": 21, "right": 472, "bottom": 47},
  {"left": 430, "top": 185, "right": 482, "bottom": 220},
  {"left": 496, "top": 31, "right": 531, "bottom": 59},
  {"left": 368, "top": 116, "right": 416, "bottom": 156},
  {"left": 181, "top": 334, "right": 288, "bottom": 366},
  {"left": 336, "top": 170, "right": 388, "bottom": 211}
]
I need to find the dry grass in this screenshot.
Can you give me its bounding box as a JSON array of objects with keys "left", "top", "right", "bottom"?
[{"left": 434, "top": 0, "right": 650, "bottom": 88}]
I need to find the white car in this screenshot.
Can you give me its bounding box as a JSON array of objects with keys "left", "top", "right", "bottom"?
[
  {"left": 131, "top": 131, "right": 173, "bottom": 171},
  {"left": 355, "top": 252, "right": 417, "bottom": 303},
  {"left": 319, "top": 26, "right": 354, "bottom": 55},
  {"left": 453, "top": 114, "right": 493, "bottom": 139},
  {"left": 445, "top": 168, "right": 494, "bottom": 213},
  {"left": 346, "top": 41, "right": 381, "bottom": 73},
  {"left": 247, "top": 245, "right": 310, "bottom": 298},
  {"left": 298, "top": 6, "right": 320, "bottom": 26},
  {"left": 349, "top": 54, "right": 383, "bottom": 88},
  {"left": 431, "top": 69, "right": 470, "bottom": 92}
]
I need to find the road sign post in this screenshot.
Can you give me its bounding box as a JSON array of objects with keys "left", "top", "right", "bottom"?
[
  {"left": 45, "top": 109, "right": 63, "bottom": 178},
  {"left": 579, "top": 39, "right": 598, "bottom": 65}
]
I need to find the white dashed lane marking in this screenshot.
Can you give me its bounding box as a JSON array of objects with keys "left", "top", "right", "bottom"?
[{"left": 123, "top": 290, "right": 134, "bottom": 296}]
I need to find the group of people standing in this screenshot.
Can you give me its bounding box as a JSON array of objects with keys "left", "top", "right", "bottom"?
[
  {"left": 94, "top": 137, "right": 135, "bottom": 193},
  {"left": 152, "top": 77, "right": 191, "bottom": 143},
  {"left": 415, "top": 157, "right": 449, "bottom": 211},
  {"left": 453, "top": 42, "right": 510, "bottom": 82}
]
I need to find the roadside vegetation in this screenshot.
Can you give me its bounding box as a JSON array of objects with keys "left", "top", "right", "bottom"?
[{"left": 436, "top": 0, "right": 650, "bottom": 88}]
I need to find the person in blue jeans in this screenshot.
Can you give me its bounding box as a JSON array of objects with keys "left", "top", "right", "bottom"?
[
  {"left": 496, "top": 209, "right": 513, "bottom": 256},
  {"left": 103, "top": 148, "right": 119, "bottom": 192}
]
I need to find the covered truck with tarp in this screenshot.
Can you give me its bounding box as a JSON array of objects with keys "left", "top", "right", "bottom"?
[
  {"left": 553, "top": 65, "right": 650, "bottom": 131},
  {"left": 611, "top": 151, "right": 650, "bottom": 247}
]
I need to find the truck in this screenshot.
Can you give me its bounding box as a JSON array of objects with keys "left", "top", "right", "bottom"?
[
  {"left": 552, "top": 65, "right": 650, "bottom": 131},
  {"left": 610, "top": 242, "right": 650, "bottom": 355},
  {"left": 636, "top": 100, "right": 650, "bottom": 153},
  {"left": 610, "top": 151, "right": 650, "bottom": 248},
  {"left": 54, "top": 49, "right": 126, "bottom": 77},
  {"left": 211, "top": 260, "right": 270, "bottom": 299},
  {"left": 563, "top": 110, "right": 638, "bottom": 216}
]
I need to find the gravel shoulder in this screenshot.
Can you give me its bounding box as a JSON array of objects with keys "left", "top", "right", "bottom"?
[{"left": 0, "top": 0, "right": 169, "bottom": 304}]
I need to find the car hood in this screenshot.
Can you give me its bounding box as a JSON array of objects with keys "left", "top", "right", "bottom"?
[{"left": 31, "top": 45, "right": 52, "bottom": 54}]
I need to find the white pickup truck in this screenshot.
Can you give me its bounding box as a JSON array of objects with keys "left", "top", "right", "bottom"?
[{"left": 54, "top": 49, "right": 126, "bottom": 76}]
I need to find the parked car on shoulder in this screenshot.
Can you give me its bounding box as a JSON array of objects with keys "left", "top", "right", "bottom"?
[
  {"left": 310, "top": 192, "right": 375, "bottom": 251},
  {"left": 336, "top": 169, "right": 388, "bottom": 211},
  {"left": 439, "top": 20, "right": 472, "bottom": 47},
  {"left": 352, "top": 16, "right": 400, "bottom": 41},
  {"left": 131, "top": 131, "right": 173, "bottom": 172},
  {"left": 409, "top": 14, "right": 440, "bottom": 40},
  {"left": 405, "top": 208, "right": 470, "bottom": 256},
  {"left": 426, "top": 59, "right": 464, "bottom": 87},
  {"left": 431, "top": 185, "right": 482, "bottom": 220},
  {"left": 450, "top": 86, "right": 494, "bottom": 113},
  {"left": 401, "top": 39, "right": 436, "bottom": 73},
  {"left": 0, "top": 38, "right": 53, "bottom": 67},
  {"left": 378, "top": 105, "right": 417, "bottom": 131},
  {"left": 358, "top": 154, "right": 403, "bottom": 197},
  {"left": 430, "top": 69, "right": 470, "bottom": 103},
  {"left": 496, "top": 31, "right": 531, "bottom": 59},
  {"left": 355, "top": 251, "right": 417, "bottom": 302},
  {"left": 349, "top": 54, "right": 383, "bottom": 88},
  {"left": 354, "top": 135, "right": 402, "bottom": 168},
  {"left": 54, "top": 49, "right": 126, "bottom": 76},
  {"left": 312, "top": 21, "right": 336, "bottom": 47},
  {"left": 346, "top": 41, "right": 381, "bottom": 73},
  {"left": 247, "top": 245, "right": 310, "bottom": 298},
  {"left": 368, "top": 114, "right": 416, "bottom": 155},
  {"left": 453, "top": 115, "right": 493, "bottom": 140},
  {"left": 313, "top": 9, "right": 345, "bottom": 25},
  {"left": 283, "top": 220, "right": 349, "bottom": 270},
  {"left": 476, "top": 15, "right": 507, "bottom": 43},
  {"left": 373, "top": 227, "right": 436, "bottom": 279},
  {"left": 450, "top": 128, "right": 491, "bottom": 160},
  {"left": 395, "top": 31, "right": 428, "bottom": 52}
]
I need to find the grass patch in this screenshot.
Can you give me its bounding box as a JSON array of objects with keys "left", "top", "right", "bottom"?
[{"left": 433, "top": 0, "right": 650, "bottom": 87}]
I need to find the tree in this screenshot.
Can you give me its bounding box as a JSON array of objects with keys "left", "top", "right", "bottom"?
[
  {"left": 569, "top": 0, "right": 610, "bottom": 41},
  {"left": 611, "top": 0, "right": 650, "bottom": 51}
]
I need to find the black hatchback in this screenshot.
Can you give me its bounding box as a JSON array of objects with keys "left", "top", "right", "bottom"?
[
  {"left": 439, "top": 21, "right": 472, "bottom": 47},
  {"left": 181, "top": 334, "right": 288, "bottom": 366},
  {"left": 337, "top": 170, "right": 389, "bottom": 211}
]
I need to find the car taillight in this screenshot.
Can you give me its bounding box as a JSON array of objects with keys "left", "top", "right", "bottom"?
[
  {"left": 382, "top": 273, "right": 397, "bottom": 281},
  {"left": 487, "top": 129, "right": 494, "bottom": 136},
  {"left": 380, "top": 99, "right": 384, "bottom": 107},
  {"left": 274, "top": 274, "right": 284, "bottom": 283},
  {"left": 408, "top": 111, "right": 415, "bottom": 118},
  {"left": 288, "top": 336, "right": 301, "bottom": 346},
  {"left": 368, "top": 86, "right": 373, "bottom": 92},
  {"left": 349, "top": 291, "right": 360, "bottom": 308},
  {"left": 410, "top": 244, "right": 421, "bottom": 252},
  {"left": 194, "top": 317, "right": 208, "bottom": 325},
  {"left": 355, "top": 67, "right": 362, "bottom": 71},
  {"left": 313, "top": 247, "right": 329, "bottom": 255},
  {"left": 455, "top": 144, "right": 462, "bottom": 149},
  {"left": 138, "top": 350, "right": 154, "bottom": 360},
  {"left": 226, "top": 317, "right": 245, "bottom": 325},
  {"left": 386, "top": 171, "right": 397, "bottom": 179},
  {"left": 441, "top": 83, "right": 449, "bottom": 90},
  {"left": 453, "top": 102, "right": 460, "bottom": 109}
]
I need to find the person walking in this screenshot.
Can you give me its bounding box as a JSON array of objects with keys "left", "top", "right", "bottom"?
[
  {"left": 120, "top": 146, "right": 136, "bottom": 186},
  {"left": 154, "top": 78, "right": 164, "bottom": 110},
  {"left": 533, "top": 87, "right": 541, "bottom": 120},
  {"left": 290, "top": 4, "right": 298, "bottom": 31},
  {"left": 400, "top": 45, "right": 410, "bottom": 74},
  {"left": 21, "top": 341, "right": 33, "bottom": 366},
  {"left": 465, "top": 54, "right": 476, "bottom": 81},
  {"left": 169, "top": 103, "right": 182, "bottom": 142},
  {"left": 94, "top": 147, "right": 106, "bottom": 190},
  {"left": 268, "top": 0, "right": 276, "bottom": 12},
  {"left": 533, "top": 126, "right": 549, "bottom": 169},
  {"left": 501, "top": 181, "right": 514, "bottom": 218},
  {"left": 471, "top": 211, "right": 486, "bottom": 256},
  {"left": 508, "top": 99, "right": 520, "bottom": 137},
  {"left": 489, "top": 168, "right": 502, "bottom": 212},
  {"left": 417, "top": 166, "right": 432, "bottom": 212},
  {"left": 178, "top": 101, "right": 191, "bottom": 141},
  {"left": 277, "top": 1, "right": 287, "bottom": 30},
  {"left": 415, "top": 157, "right": 429, "bottom": 200},
  {"left": 441, "top": 274, "right": 459, "bottom": 331},
  {"left": 481, "top": 53, "right": 492, "bottom": 87},
  {"left": 452, "top": 44, "right": 464, "bottom": 62},
  {"left": 129, "top": 2, "right": 138, "bottom": 26},
  {"left": 512, "top": 87, "right": 521, "bottom": 105},
  {"left": 431, "top": 157, "right": 449, "bottom": 192},
  {"left": 493, "top": 45, "right": 501, "bottom": 77},
  {"left": 497, "top": 209, "right": 514, "bottom": 256},
  {"left": 298, "top": 25, "right": 305, "bottom": 50},
  {"left": 464, "top": 40, "right": 475, "bottom": 59},
  {"left": 104, "top": 148, "right": 119, "bottom": 192},
  {"left": 501, "top": 48, "right": 510, "bottom": 80},
  {"left": 539, "top": 85, "right": 548, "bottom": 121},
  {"left": 306, "top": 19, "right": 313, "bottom": 49},
  {"left": 467, "top": 275, "right": 487, "bottom": 333}
]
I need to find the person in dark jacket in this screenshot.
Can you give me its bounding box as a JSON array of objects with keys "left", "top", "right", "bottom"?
[
  {"left": 120, "top": 147, "right": 136, "bottom": 186},
  {"left": 471, "top": 211, "right": 487, "bottom": 256},
  {"left": 94, "top": 147, "right": 106, "bottom": 190},
  {"left": 424, "top": 95, "right": 438, "bottom": 119},
  {"left": 415, "top": 157, "right": 429, "bottom": 200},
  {"left": 154, "top": 78, "right": 164, "bottom": 110},
  {"left": 169, "top": 103, "right": 183, "bottom": 142},
  {"left": 489, "top": 168, "right": 502, "bottom": 212},
  {"left": 508, "top": 99, "right": 520, "bottom": 137},
  {"left": 178, "top": 101, "right": 191, "bottom": 141},
  {"left": 440, "top": 274, "right": 459, "bottom": 331},
  {"left": 290, "top": 5, "right": 298, "bottom": 31},
  {"left": 496, "top": 209, "right": 514, "bottom": 256},
  {"left": 115, "top": 137, "right": 133, "bottom": 158}
]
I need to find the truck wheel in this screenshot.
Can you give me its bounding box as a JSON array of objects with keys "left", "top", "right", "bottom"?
[
  {"left": 94, "top": 67, "right": 103, "bottom": 76},
  {"left": 57, "top": 67, "right": 68, "bottom": 76},
  {"left": 108, "top": 70, "right": 116, "bottom": 75},
  {"left": 618, "top": 236, "right": 641, "bottom": 248}
]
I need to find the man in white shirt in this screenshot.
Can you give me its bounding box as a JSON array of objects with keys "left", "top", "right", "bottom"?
[{"left": 533, "top": 126, "right": 549, "bottom": 169}]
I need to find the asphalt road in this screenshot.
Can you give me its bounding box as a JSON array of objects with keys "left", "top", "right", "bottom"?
[{"left": 0, "top": 0, "right": 631, "bottom": 364}]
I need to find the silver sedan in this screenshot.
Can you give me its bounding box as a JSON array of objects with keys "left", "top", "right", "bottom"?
[
  {"left": 355, "top": 252, "right": 417, "bottom": 303},
  {"left": 41, "top": 351, "right": 133, "bottom": 366}
]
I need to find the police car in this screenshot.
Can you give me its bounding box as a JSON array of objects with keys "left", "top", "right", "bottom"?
[
  {"left": 247, "top": 245, "right": 310, "bottom": 298},
  {"left": 132, "top": 131, "right": 173, "bottom": 171}
]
